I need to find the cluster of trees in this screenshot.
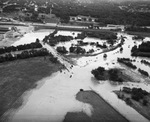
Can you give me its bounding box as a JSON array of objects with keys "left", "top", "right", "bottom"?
[
  {"left": 69, "top": 46, "right": 86, "bottom": 54},
  {"left": 96, "top": 42, "right": 107, "bottom": 49},
  {"left": 2, "top": 0, "right": 150, "bottom": 26},
  {"left": 0, "top": 41, "right": 42, "bottom": 55},
  {"left": 0, "top": 48, "right": 49, "bottom": 63},
  {"left": 77, "top": 41, "right": 89, "bottom": 46},
  {"left": 77, "top": 41, "right": 107, "bottom": 49},
  {"left": 141, "top": 60, "right": 150, "bottom": 67},
  {"left": 108, "top": 68, "right": 123, "bottom": 82},
  {"left": 131, "top": 42, "right": 150, "bottom": 57},
  {"left": 117, "top": 58, "right": 137, "bottom": 69},
  {"left": 75, "top": 32, "right": 87, "bottom": 40},
  {"left": 122, "top": 87, "right": 149, "bottom": 106},
  {"left": 91, "top": 66, "right": 124, "bottom": 82},
  {"left": 75, "top": 31, "right": 117, "bottom": 42},
  {"left": 51, "top": 0, "right": 150, "bottom": 26},
  {"left": 123, "top": 87, "right": 149, "bottom": 103},
  {"left": 43, "top": 30, "right": 74, "bottom": 46},
  {"left": 56, "top": 46, "right": 68, "bottom": 54},
  {"left": 48, "top": 55, "right": 59, "bottom": 64},
  {"left": 91, "top": 66, "right": 106, "bottom": 80},
  {"left": 138, "top": 68, "right": 149, "bottom": 77}
]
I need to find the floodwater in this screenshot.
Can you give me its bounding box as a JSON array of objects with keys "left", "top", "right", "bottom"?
[{"left": 8, "top": 30, "right": 150, "bottom": 122}]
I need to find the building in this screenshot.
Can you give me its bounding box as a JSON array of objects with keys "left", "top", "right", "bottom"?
[
  {"left": 106, "top": 24, "right": 125, "bottom": 31},
  {"left": 69, "top": 15, "right": 98, "bottom": 24}
]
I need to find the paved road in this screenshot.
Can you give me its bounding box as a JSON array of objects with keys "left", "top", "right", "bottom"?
[{"left": 0, "top": 22, "right": 119, "bottom": 33}]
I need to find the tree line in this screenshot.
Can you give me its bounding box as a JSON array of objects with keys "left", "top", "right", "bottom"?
[
  {"left": 0, "top": 48, "right": 49, "bottom": 63},
  {"left": 0, "top": 40, "right": 42, "bottom": 55},
  {"left": 131, "top": 42, "right": 150, "bottom": 57},
  {"left": 117, "top": 58, "right": 137, "bottom": 69}
]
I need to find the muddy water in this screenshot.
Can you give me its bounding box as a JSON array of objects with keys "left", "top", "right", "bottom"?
[{"left": 9, "top": 31, "right": 150, "bottom": 122}]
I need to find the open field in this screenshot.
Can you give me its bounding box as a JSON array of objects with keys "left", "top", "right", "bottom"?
[
  {"left": 0, "top": 56, "right": 63, "bottom": 121},
  {"left": 63, "top": 90, "right": 129, "bottom": 122},
  {"left": 64, "top": 112, "right": 91, "bottom": 122}
]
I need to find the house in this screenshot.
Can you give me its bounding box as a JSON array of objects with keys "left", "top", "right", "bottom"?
[{"left": 70, "top": 15, "right": 98, "bottom": 24}]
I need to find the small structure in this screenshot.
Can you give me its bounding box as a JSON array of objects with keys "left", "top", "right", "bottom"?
[
  {"left": 107, "top": 24, "right": 125, "bottom": 31},
  {"left": 69, "top": 15, "right": 98, "bottom": 25}
]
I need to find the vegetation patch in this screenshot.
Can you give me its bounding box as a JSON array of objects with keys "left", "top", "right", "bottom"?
[
  {"left": 43, "top": 30, "right": 73, "bottom": 46},
  {"left": 138, "top": 68, "right": 149, "bottom": 77},
  {"left": 141, "top": 60, "right": 150, "bottom": 67},
  {"left": 115, "top": 87, "right": 150, "bottom": 121},
  {"left": 75, "top": 31, "right": 117, "bottom": 46},
  {"left": 91, "top": 66, "right": 124, "bottom": 82},
  {"left": 131, "top": 42, "right": 150, "bottom": 58},
  {"left": 0, "top": 40, "right": 42, "bottom": 55},
  {"left": 117, "top": 58, "right": 137, "bottom": 69}
]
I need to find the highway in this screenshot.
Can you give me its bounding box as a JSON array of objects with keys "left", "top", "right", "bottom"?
[{"left": 0, "top": 21, "right": 119, "bottom": 33}]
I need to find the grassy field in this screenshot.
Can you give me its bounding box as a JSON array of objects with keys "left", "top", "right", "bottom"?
[
  {"left": 64, "top": 90, "right": 129, "bottom": 122},
  {"left": 0, "top": 56, "right": 63, "bottom": 121},
  {"left": 64, "top": 112, "right": 91, "bottom": 122}
]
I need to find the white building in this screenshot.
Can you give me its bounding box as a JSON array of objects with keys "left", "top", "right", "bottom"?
[{"left": 70, "top": 15, "right": 97, "bottom": 23}]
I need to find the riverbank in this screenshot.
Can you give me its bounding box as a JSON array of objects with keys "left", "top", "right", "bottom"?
[
  {"left": 0, "top": 56, "right": 64, "bottom": 121},
  {"left": 64, "top": 90, "right": 129, "bottom": 122}
]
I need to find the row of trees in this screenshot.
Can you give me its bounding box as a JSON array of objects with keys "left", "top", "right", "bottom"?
[
  {"left": 0, "top": 40, "right": 42, "bottom": 55},
  {"left": 138, "top": 68, "right": 149, "bottom": 77},
  {"left": 0, "top": 48, "right": 49, "bottom": 63},
  {"left": 141, "top": 60, "right": 150, "bottom": 67},
  {"left": 117, "top": 58, "right": 137, "bottom": 69},
  {"left": 75, "top": 31, "right": 117, "bottom": 41}
]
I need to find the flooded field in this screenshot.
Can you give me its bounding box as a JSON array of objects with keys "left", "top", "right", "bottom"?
[{"left": 7, "top": 29, "right": 150, "bottom": 122}]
